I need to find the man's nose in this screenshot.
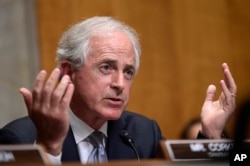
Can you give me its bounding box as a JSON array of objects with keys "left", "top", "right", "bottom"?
[{"left": 110, "top": 72, "right": 125, "bottom": 93}]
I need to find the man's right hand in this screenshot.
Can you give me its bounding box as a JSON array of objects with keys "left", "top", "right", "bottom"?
[{"left": 19, "top": 68, "right": 74, "bottom": 155}]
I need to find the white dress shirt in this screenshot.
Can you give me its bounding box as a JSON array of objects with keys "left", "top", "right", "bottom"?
[{"left": 47, "top": 109, "right": 108, "bottom": 164}]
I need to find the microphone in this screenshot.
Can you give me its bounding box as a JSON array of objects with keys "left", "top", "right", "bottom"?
[{"left": 119, "top": 130, "right": 140, "bottom": 161}]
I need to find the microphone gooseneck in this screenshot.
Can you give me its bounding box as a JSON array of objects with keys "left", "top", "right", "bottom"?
[{"left": 119, "top": 130, "right": 140, "bottom": 161}]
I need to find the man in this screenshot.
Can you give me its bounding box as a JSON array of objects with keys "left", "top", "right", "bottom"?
[{"left": 0, "top": 16, "right": 237, "bottom": 164}]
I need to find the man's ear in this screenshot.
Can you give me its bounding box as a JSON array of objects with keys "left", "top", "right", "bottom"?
[{"left": 60, "top": 61, "right": 74, "bottom": 80}]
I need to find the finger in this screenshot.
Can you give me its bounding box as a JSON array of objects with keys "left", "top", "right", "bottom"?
[
  {"left": 19, "top": 88, "right": 33, "bottom": 113},
  {"left": 204, "top": 85, "right": 217, "bottom": 102},
  {"left": 32, "top": 70, "right": 47, "bottom": 109},
  {"left": 224, "top": 69, "right": 237, "bottom": 93},
  {"left": 50, "top": 75, "right": 71, "bottom": 108},
  {"left": 220, "top": 80, "right": 236, "bottom": 109},
  {"left": 222, "top": 63, "right": 237, "bottom": 93},
  {"left": 220, "top": 80, "right": 231, "bottom": 97},
  {"left": 59, "top": 83, "right": 75, "bottom": 111},
  {"left": 41, "top": 68, "right": 61, "bottom": 106}
]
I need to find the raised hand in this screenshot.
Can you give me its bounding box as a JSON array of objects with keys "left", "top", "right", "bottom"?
[
  {"left": 19, "top": 68, "right": 74, "bottom": 155},
  {"left": 201, "top": 63, "right": 237, "bottom": 139}
]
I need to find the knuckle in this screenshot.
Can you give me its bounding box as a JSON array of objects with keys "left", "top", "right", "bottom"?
[
  {"left": 32, "top": 88, "right": 39, "bottom": 96},
  {"left": 43, "top": 86, "right": 51, "bottom": 96},
  {"left": 52, "top": 91, "right": 61, "bottom": 99}
]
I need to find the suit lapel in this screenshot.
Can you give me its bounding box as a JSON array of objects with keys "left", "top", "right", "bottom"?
[
  {"left": 60, "top": 111, "right": 134, "bottom": 161},
  {"left": 61, "top": 127, "right": 80, "bottom": 162}
]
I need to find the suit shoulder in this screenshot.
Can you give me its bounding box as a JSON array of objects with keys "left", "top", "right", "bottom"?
[
  {"left": 122, "top": 110, "right": 152, "bottom": 120},
  {"left": 0, "top": 116, "right": 36, "bottom": 144},
  {"left": 2, "top": 116, "right": 33, "bottom": 129},
  {"left": 122, "top": 110, "right": 157, "bottom": 125}
]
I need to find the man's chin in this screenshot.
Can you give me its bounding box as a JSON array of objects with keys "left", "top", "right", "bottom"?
[{"left": 102, "top": 108, "right": 123, "bottom": 120}]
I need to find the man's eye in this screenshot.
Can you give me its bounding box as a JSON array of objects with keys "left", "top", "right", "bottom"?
[
  {"left": 100, "top": 64, "right": 111, "bottom": 73},
  {"left": 125, "top": 69, "right": 134, "bottom": 79}
]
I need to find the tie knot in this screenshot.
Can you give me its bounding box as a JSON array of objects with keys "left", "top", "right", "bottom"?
[{"left": 87, "top": 131, "right": 106, "bottom": 148}]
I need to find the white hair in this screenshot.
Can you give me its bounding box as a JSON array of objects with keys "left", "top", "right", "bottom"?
[{"left": 56, "top": 16, "right": 141, "bottom": 72}]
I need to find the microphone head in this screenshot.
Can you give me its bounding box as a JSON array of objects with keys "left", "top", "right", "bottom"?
[
  {"left": 119, "top": 130, "right": 133, "bottom": 145},
  {"left": 119, "top": 130, "right": 140, "bottom": 160}
]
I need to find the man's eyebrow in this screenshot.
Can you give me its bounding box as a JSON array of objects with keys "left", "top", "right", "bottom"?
[
  {"left": 98, "top": 58, "right": 135, "bottom": 70},
  {"left": 101, "top": 58, "right": 117, "bottom": 64},
  {"left": 100, "top": 59, "right": 135, "bottom": 68},
  {"left": 125, "top": 64, "right": 135, "bottom": 71}
]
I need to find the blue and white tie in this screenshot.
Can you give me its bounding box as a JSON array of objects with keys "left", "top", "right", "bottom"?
[{"left": 87, "top": 131, "right": 108, "bottom": 163}]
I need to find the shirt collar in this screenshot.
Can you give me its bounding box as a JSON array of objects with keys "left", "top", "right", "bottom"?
[{"left": 69, "top": 109, "right": 108, "bottom": 144}]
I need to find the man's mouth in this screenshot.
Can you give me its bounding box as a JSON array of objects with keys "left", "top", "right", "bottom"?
[{"left": 105, "top": 98, "right": 124, "bottom": 107}]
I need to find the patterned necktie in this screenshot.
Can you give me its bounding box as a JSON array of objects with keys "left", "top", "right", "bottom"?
[{"left": 86, "top": 131, "right": 108, "bottom": 163}]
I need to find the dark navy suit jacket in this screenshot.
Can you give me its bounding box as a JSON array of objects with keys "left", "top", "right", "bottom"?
[{"left": 0, "top": 111, "right": 163, "bottom": 162}]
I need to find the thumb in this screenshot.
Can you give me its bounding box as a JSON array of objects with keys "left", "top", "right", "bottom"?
[
  {"left": 19, "top": 88, "right": 33, "bottom": 112},
  {"left": 205, "top": 85, "right": 217, "bottom": 102}
]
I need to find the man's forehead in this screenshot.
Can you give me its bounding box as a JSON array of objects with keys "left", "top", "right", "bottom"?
[{"left": 86, "top": 30, "right": 137, "bottom": 69}]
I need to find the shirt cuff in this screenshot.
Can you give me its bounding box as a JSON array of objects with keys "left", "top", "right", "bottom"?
[{"left": 46, "top": 152, "right": 62, "bottom": 165}]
